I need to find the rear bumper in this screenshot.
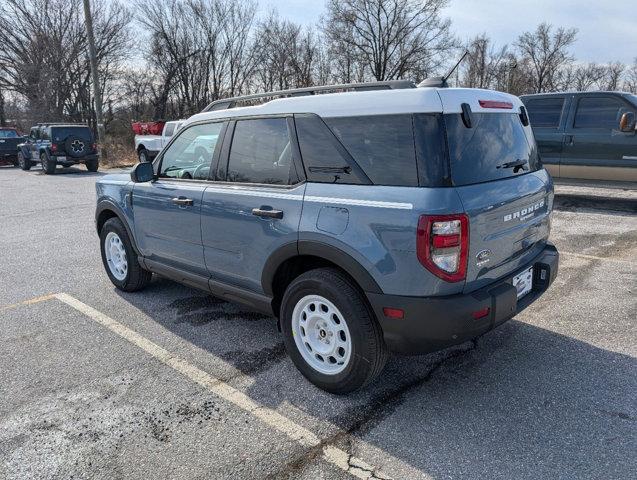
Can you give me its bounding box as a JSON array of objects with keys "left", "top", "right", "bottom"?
[
  {"left": 53, "top": 154, "right": 99, "bottom": 165},
  {"left": 367, "top": 243, "right": 559, "bottom": 354}
]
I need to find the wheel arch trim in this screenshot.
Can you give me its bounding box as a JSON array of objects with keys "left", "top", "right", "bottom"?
[
  {"left": 261, "top": 239, "right": 383, "bottom": 296},
  {"left": 95, "top": 200, "right": 140, "bottom": 254}
]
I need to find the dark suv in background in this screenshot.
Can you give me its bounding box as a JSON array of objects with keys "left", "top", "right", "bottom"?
[
  {"left": 521, "top": 91, "right": 637, "bottom": 181},
  {"left": 18, "top": 123, "right": 99, "bottom": 174}
]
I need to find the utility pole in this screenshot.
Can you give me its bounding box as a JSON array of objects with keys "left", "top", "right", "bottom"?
[{"left": 82, "top": 0, "right": 107, "bottom": 159}]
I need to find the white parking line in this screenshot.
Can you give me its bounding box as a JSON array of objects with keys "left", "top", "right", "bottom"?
[
  {"left": 54, "top": 292, "right": 391, "bottom": 479},
  {"left": 561, "top": 251, "right": 636, "bottom": 265}
]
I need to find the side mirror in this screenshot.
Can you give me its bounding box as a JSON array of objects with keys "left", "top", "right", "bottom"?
[
  {"left": 619, "top": 112, "right": 636, "bottom": 132},
  {"left": 130, "top": 162, "right": 155, "bottom": 183}
]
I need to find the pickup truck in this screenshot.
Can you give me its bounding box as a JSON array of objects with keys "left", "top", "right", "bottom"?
[
  {"left": 134, "top": 120, "right": 183, "bottom": 162},
  {"left": 520, "top": 91, "right": 637, "bottom": 181},
  {"left": 0, "top": 127, "right": 24, "bottom": 166}
]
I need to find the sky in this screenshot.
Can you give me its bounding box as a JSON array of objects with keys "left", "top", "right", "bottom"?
[{"left": 259, "top": 0, "right": 637, "bottom": 65}]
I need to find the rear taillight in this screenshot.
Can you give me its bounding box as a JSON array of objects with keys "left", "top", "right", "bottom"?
[
  {"left": 417, "top": 214, "right": 469, "bottom": 283},
  {"left": 92, "top": 143, "right": 97, "bottom": 151},
  {"left": 50, "top": 143, "right": 57, "bottom": 152}
]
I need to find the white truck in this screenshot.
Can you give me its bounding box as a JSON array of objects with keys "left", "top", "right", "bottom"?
[{"left": 134, "top": 120, "right": 184, "bottom": 162}]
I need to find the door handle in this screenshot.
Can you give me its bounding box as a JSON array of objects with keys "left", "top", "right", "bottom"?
[
  {"left": 172, "top": 196, "right": 194, "bottom": 206},
  {"left": 252, "top": 207, "right": 283, "bottom": 219},
  {"left": 565, "top": 135, "right": 574, "bottom": 146}
]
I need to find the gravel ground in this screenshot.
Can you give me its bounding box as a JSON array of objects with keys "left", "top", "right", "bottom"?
[{"left": 1, "top": 165, "right": 635, "bottom": 480}]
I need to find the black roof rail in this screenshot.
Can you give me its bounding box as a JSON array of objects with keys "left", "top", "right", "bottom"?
[{"left": 202, "top": 80, "right": 416, "bottom": 112}]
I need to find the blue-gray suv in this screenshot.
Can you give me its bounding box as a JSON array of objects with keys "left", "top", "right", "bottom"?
[{"left": 95, "top": 81, "right": 559, "bottom": 393}]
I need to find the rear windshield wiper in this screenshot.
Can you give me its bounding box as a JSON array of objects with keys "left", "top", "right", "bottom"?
[{"left": 497, "top": 159, "right": 528, "bottom": 173}]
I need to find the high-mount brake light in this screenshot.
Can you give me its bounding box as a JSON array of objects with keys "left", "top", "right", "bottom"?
[
  {"left": 417, "top": 214, "right": 469, "bottom": 283},
  {"left": 479, "top": 100, "right": 513, "bottom": 109}
]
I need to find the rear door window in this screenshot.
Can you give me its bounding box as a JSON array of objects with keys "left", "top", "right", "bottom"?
[
  {"left": 525, "top": 97, "right": 564, "bottom": 128},
  {"left": 164, "top": 123, "right": 175, "bottom": 137},
  {"left": 325, "top": 115, "right": 419, "bottom": 187},
  {"left": 226, "top": 118, "right": 296, "bottom": 185},
  {"left": 445, "top": 113, "right": 540, "bottom": 186},
  {"left": 574, "top": 96, "right": 628, "bottom": 129}
]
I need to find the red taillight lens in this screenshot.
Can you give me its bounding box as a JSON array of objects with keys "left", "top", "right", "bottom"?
[
  {"left": 92, "top": 143, "right": 97, "bottom": 151},
  {"left": 51, "top": 143, "right": 57, "bottom": 152},
  {"left": 417, "top": 214, "right": 469, "bottom": 283},
  {"left": 479, "top": 100, "right": 513, "bottom": 109}
]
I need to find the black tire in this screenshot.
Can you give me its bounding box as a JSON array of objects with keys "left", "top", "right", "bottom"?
[
  {"left": 41, "top": 152, "right": 56, "bottom": 174},
  {"left": 138, "top": 149, "right": 150, "bottom": 163},
  {"left": 280, "top": 268, "right": 388, "bottom": 394},
  {"left": 86, "top": 159, "right": 99, "bottom": 172},
  {"left": 11, "top": 157, "right": 19, "bottom": 167},
  {"left": 100, "top": 217, "right": 152, "bottom": 292},
  {"left": 18, "top": 152, "right": 32, "bottom": 171}
]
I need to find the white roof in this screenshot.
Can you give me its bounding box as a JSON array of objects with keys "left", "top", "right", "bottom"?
[{"left": 185, "top": 87, "right": 524, "bottom": 126}]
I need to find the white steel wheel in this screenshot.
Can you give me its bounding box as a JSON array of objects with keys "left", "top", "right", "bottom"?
[
  {"left": 104, "top": 231, "right": 128, "bottom": 281},
  {"left": 291, "top": 295, "right": 352, "bottom": 375}
]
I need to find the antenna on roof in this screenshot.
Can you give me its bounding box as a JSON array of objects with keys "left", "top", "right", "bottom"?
[{"left": 417, "top": 50, "right": 469, "bottom": 88}]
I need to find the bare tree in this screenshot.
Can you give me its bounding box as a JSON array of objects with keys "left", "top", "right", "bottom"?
[
  {"left": 323, "top": 0, "right": 456, "bottom": 81},
  {"left": 515, "top": 23, "right": 577, "bottom": 93},
  {"left": 599, "top": 62, "right": 624, "bottom": 91},
  {"left": 461, "top": 34, "right": 510, "bottom": 89},
  {"left": 624, "top": 59, "right": 637, "bottom": 93},
  {"left": 0, "top": 0, "right": 131, "bottom": 126}
]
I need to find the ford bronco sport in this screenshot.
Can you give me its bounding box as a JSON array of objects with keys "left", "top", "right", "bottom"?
[
  {"left": 18, "top": 123, "right": 99, "bottom": 174},
  {"left": 95, "top": 81, "right": 559, "bottom": 394}
]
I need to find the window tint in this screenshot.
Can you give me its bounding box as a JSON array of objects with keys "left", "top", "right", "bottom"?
[
  {"left": 30, "top": 128, "right": 38, "bottom": 139},
  {"left": 574, "top": 96, "right": 627, "bottom": 129},
  {"left": 164, "top": 123, "right": 175, "bottom": 137},
  {"left": 525, "top": 97, "right": 564, "bottom": 127},
  {"left": 159, "top": 122, "right": 223, "bottom": 180},
  {"left": 227, "top": 118, "right": 294, "bottom": 185},
  {"left": 295, "top": 114, "right": 368, "bottom": 185},
  {"left": 40, "top": 128, "right": 50, "bottom": 140},
  {"left": 445, "top": 113, "right": 539, "bottom": 186},
  {"left": 325, "top": 115, "right": 418, "bottom": 186}
]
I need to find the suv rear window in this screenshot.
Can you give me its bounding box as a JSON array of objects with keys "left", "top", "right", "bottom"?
[
  {"left": 51, "top": 127, "right": 93, "bottom": 142},
  {"left": 445, "top": 113, "right": 539, "bottom": 186}
]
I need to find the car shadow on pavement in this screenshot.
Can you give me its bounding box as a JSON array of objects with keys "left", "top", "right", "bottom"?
[{"left": 115, "top": 279, "right": 636, "bottom": 479}]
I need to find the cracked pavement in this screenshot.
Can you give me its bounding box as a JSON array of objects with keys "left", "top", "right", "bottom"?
[{"left": 1, "top": 166, "right": 635, "bottom": 479}]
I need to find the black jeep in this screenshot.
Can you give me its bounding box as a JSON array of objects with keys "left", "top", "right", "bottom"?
[{"left": 18, "top": 123, "right": 99, "bottom": 174}]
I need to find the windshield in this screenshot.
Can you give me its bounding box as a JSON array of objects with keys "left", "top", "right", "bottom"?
[
  {"left": 0, "top": 129, "right": 19, "bottom": 138},
  {"left": 445, "top": 112, "right": 540, "bottom": 186}
]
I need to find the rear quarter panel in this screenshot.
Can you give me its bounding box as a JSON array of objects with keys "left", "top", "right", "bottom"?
[{"left": 300, "top": 183, "right": 466, "bottom": 297}]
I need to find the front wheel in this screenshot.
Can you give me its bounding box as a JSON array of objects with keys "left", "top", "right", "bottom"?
[
  {"left": 40, "top": 153, "right": 56, "bottom": 174},
  {"left": 280, "top": 268, "right": 388, "bottom": 394},
  {"left": 100, "top": 217, "right": 152, "bottom": 291},
  {"left": 18, "top": 152, "right": 32, "bottom": 171}
]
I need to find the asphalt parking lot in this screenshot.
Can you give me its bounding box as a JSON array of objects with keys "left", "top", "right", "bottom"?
[{"left": 1, "top": 165, "right": 635, "bottom": 480}]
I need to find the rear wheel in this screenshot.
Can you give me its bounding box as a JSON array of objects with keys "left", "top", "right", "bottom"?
[
  {"left": 100, "top": 217, "right": 151, "bottom": 291},
  {"left": 40, "top": 152, "right": 55, "bottom": 174},
  {"left": 138, "top": 149, "right": 150, "bottom": 163},
  {"left": 86, "top": 159, "right": 99, "bottom": 172},
  {"left": 18, "top": 152, "right": 32, "bottom": 171},
  {"left": 280, "top": 268, "right": 388, "bottom": 394}
]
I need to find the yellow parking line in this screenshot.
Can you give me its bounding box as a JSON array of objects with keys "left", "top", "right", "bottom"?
[
  {"left": 54, "top": 292, "right": 392, "bottom": 479},
  {"left": 0, "top": 293, "right": 56, "bottom": 312}
]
